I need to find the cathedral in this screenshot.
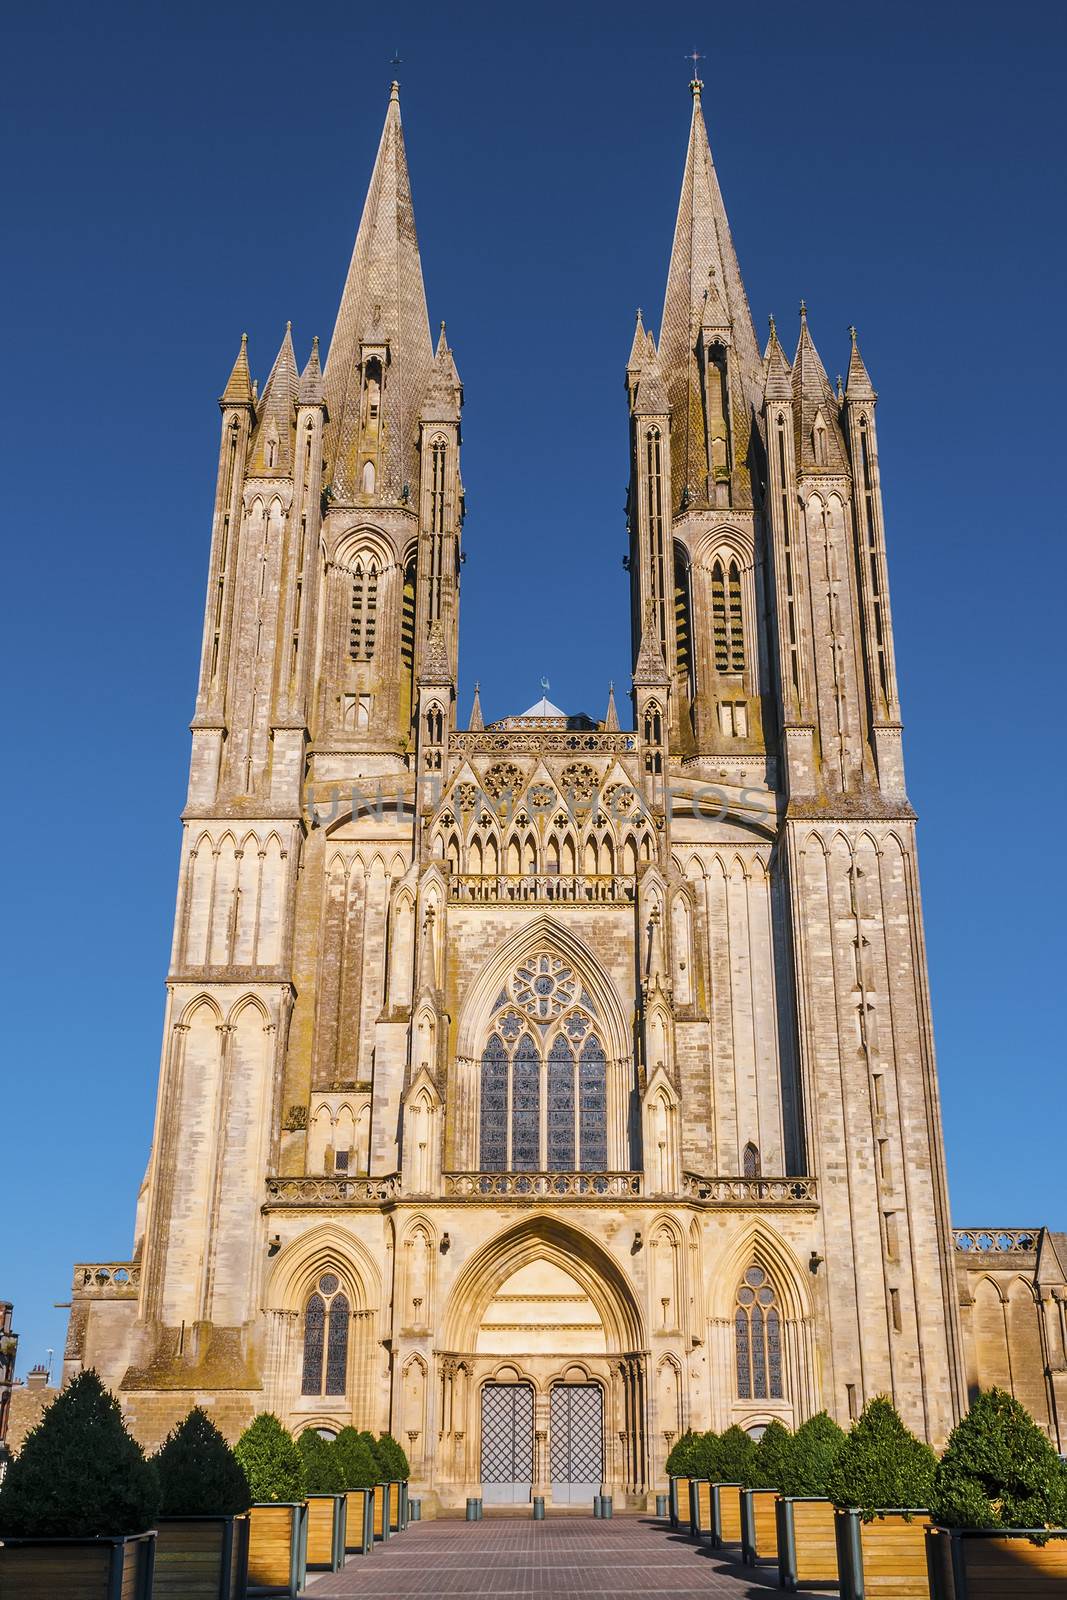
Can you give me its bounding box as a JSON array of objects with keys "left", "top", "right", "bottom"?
[{"left": 63, "top": 80, "right": 1067, "bottom": 1509}]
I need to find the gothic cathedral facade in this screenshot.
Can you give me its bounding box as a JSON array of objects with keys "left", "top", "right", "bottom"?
[{"left": 68, "top": 79, "right": 1022, "bottom": 1509}]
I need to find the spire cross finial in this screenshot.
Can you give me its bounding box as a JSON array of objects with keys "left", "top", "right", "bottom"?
[
  {"left": 799, "top": 298, "right": 808, "bottom": 319},
  {"left": 687, "top": 50, "right": 704, "bottom": 92},
  {"left": 848, "top": 324, "right": 858, "bottom": 343}
]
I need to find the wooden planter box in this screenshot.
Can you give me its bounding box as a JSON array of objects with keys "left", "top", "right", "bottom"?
[
  {"left": 688, "top": 1479, "right": 713, "bottom": 1540},
  {"left": 668, "top": 1477, "right": 691, "bottom": 1530},
  {"left": 741, "top": 1488, "right": 780, "bottom": 1564},
  {"left": 388, "top": 1482, "right": 401, "bottom": 1533},
  {"left": 344, "top": 1488, "right": 375, "bottom": 1554},
  {"left": 711, "top": 1483, "right": 744, "bottom": 1549},
  {"left": 835, "top": 1508, "right": 931, "bottom": 1600},
  {"left": 777, "top": 1496, "right": 838, "bottom": 1590},
  {"left": 305, "top": 1494, "right": 346, "bottom": 1572},
  {"left": 0, "top": 1530, "right": 155, "bottom": 1599},
  {"left": 926, "top": 1526, "right": 1067, "bottom": 1599},
  {"left": 154, "top": 1515, "right": 249, "bottom": 1598},
  {"left": 372, "top": 1484, "right": 390, "bottom": 1542},
  {"left": 246, "top": 1503, "right": 307, "bottom": 1598},
  {"left": 399, "top": 1482, "right": 409, "bottom": 1530}
]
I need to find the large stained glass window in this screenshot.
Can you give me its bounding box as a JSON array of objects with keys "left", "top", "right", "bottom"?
[
  {"left": 476, "top": 950, "right": 619, "bottom": 1173},
  {"left": 734, "top": 1265, "right": 783, "bottom": 1400},
  {"left": 302, "top": 1273, "right": 350, "bottom": 1397}
]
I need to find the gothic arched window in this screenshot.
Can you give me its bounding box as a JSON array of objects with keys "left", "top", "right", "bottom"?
[
  {"left": 349, "top": 557, "right": 379, "bottom": 662},
  {"left": 711, "top": 558, "right": 745, "bottom": 673},
  {"left": 645, "top": 428, "right": 667, "bottom": 643},
  {"left": 301, "top": 1273, "right": 351, "bottom": 1397},
  {"left": 742, "top": 1142, "right": 761, "bottom": 1179},
  {"left": 674, "top": 545, "right": 693, "bottom": 696},
  {"left": 478, "top": 953, "right": 610, "bottom": 1173},
  {"left": 735, "top": 1265, "right": 783, "bottom": 1400}
]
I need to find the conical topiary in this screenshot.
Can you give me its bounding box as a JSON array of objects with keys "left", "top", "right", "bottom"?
[
  {"left": 376, "top": 1433, "right": 410, "bottom": 1481},
  {"left": 690, "top": 1430, "right": 721, "bottom": 1479},
  {"left": 335, "top": 1427, "right": 380, "bottom": 1490},
  {"left": 715, "top": 1424, "right": 756, "bottom": 1483},
  {"left": 779, "top": 1411, "right": 848, "bottom": 1497},
  {"left": 297, "top": 1430, "right": 345, "bottom": 1493},
  {"left": 154, "top": 1406, "right": 251, "bottom": 1516},
  {"left": 357, "top": 1431, "right": 385, "bottom": 1479},
  {"left": 234, "top": 1414, "right": 307, "bottom": 1504},
  {"left": 826, "top": 1396, "right": 937, "bottom": 1519},
  {"left": 0, "top": 1369, "right": 160, "bottom": 1538},
  {"left": 930, "top": 1388, "right": 1067, "bottom": 1531},
  {"left": 666, "top": 1429, "right": 700, "bottom": 1477},
  {"left": 744, "top": 1419, "right": 793, "bottom": 1489}
]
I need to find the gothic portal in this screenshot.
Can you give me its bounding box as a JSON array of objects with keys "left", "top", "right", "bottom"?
[{"left": 66, "top": 78, "right": 1036, "bottom": 1509}]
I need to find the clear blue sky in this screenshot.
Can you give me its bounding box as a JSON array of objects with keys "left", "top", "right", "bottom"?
[{"left": 3, "top": 1, "right": 1064, "bottom": 1379}]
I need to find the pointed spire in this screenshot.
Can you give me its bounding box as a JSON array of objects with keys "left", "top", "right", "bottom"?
[
  {"left": 220, "top": 332, "right": 254, "bottom": 409},
  {"left": 420, "top": 320, "right": 462, "bottom": 422},
  {"left": 633, "top": 339, "right": 670, "bottom": 416},
  {"left": 603, "top": 681, "right": 620, "bottom": 732},
  {"left": 324, "top": 83, "right": 434, "bottom": 501},
  {"left": 420, "top": 618, "right": 451, "bottom": 683},
  {"left": 248, "top": 323, "right": 299, "bottom": 473},
  {"left": 792, "top": 306, "right": 848, "bottom": 471},
  {"left": 763, "top": 314, "right": 792, "bottom": 403},
  {"left": 298, "top": 335, "right": 324, "bottom": 407},
  {"left": 633, "top": 598, "right": 671, "bottom": 685},
  {"left": 627, "top": 308, "right": 647, "bottom": 372},
  {"left": 658, "top": 84, "right": 763, "bottom": 511},
  {"left": 468, "top": 681, "right": 484, "bottom": 731},
  {"left": 845, "top": 324, "right": 877, "bottom": 402}
]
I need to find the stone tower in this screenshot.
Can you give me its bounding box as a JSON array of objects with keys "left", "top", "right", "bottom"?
[{"left": 66, "top": 79, "right": 976, "bottom": 1505}]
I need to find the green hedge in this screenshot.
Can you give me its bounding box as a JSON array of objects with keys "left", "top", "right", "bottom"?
[
  {"left": 666, "top": 1429, "right": 700, "bottom": 1477},
  {"left": 690, "top": 1430, "right": 721, "bottom": 1479},
  {"left": 335, "top": 1428, "right": 379, "bottom": 1490},
  {"left": 715, "top": 1424, "right": 756, "bottom": 1483},
  {"left": 376, "top": 1433, "right": 410, "bottom": 1481},
  {"left": 234, "top": 1414, "right": 307, "bottom": 1503},
  {"left": 930, "top": 1388, "right": 1067, "bottom": 1531},
  {"left": 826, "top": 1397, "right": 936, "bottom": 1519},
  {"left": 778, "top": 1411, "right": 847, "bottom": 1497},
  {"left": 744, "top": 1420, "right": 793, "bottom": 1489},
  {"left": 0, "top": 1370, "right": 160, "bottom": 1538},
  {"left": 297, "top": 1429, "right": 345, "bottom": 1493},
  {"left": 155, "top": 1407, "right": 250, "bottom": 1517}
]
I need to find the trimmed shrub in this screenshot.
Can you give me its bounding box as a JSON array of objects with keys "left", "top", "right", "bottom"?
[
  {"left": 335, "top": 1428, "right": 380, "bottom": 1490},
  {"left": 826, "top": 1396, "right": 937, "bottom": 1519},
  {"left": 716, "top": 1424, "right": 756, "bottom": 1483},
  {"left": 0, "top": 1369, "right": 160, "bottom": 1538},
  {"left": 376, "top": 1433, "right": 410, "bottom": 1481},
  {"left": 234, "top": 1413, "right": 307, "bottom": 1504},
  {"left": 356, "top": 1431, "right": 385, "bottom": 1478},
  {"left": 930, "top": 1388, "right": 1067, "bottom": 1531},
  {"left": 779, "top": 1411, "right": 847, "bottom": 1497},
  {"left": 666, "top": 1429, "right": 700, "bottom": 1476},
  {"left": 744, "top": 1419, "right": 793, "bottom": 1489},
  {"left": 690, "top": 1430, "right": 721, "bottom": 1479},
  {"left": 297, "top": 1430, "right": 345, "bottom": 1493},
  {"left": 155, "top": 1406, "right": 251, "bottom": 1517}
]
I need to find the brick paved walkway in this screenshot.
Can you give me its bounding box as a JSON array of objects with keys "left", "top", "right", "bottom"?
[{"left": 302, "top": 1515, "right": 807, "bottom": 1598}]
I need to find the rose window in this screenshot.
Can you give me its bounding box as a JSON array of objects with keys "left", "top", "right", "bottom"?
[{"left": 510, "top": 953, "right": 577, "bottom": 1019}]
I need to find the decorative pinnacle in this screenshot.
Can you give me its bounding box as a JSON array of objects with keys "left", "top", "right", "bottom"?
[
  {"left": 687, "top": 49, "right": 704, "bottom": 95},
  {"left": 768, "top": 313, "right": 778, "bottom": 344},
  {"left": 799, "top": 298, "right": 808, "bottom": 321},
  {"left": 286, "top": 320, "right": 292, "bottom": 332},
  {"left": 848, "top": 324, "right": 858, "bottom": 343}
]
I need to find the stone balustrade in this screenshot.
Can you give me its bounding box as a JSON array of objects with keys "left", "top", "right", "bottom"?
[
  {"left": 953, "top": 1227, "right": 1039, "bottom": 1254},
  {"left": 681, "top": 1173, "right": 819, "bottom": 1205},
  {"left": 448, "top": 874, "right": 636, "bottom": 904},
  {"left": 265, "top": 1175, "right": 401, "bottom": 1205},
  {"left": 72, "top": 1262, "right": 140, "bottom": 1295},
  {"left": 443, "top": 1171, "right": 643, "bottom": 1199}
]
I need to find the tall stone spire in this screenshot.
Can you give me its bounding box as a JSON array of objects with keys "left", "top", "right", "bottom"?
[
  {"left": 324, "top": 82, "right": 434, "bottom": 502},
  {"left": 845, "top": 325, "right": 877, "bottom": 402},
  {"left": 220, "top": 332, "right": 254, "bottom": 408},
  {"left": 247, "top": 322, "right": 299, "bottom": 474},
  {"left": 658, "top": 80, "right": 763, "bottom": 511}
]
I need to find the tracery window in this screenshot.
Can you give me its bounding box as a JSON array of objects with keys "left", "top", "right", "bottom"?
[
  {"left": 734, "top": 1265, "right": 783, "bottom": 1400},
  {"left": 349, "top": 557, "right": 379, "bottom": 662},
  {"left": 301, "top": 1272, "right": 350, "bottom": 1397},
  {"left": 711, "top": 558, "right": 745, "bottom": 673},
  {"left": 478, "top": 953, "right": 608, "bottom": 1172}
]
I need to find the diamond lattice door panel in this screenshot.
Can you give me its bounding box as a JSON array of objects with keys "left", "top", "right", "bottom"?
[
  {"left": 480, "top": 1383, "right": 534, "bottom": 1504},
  {"left": 549, "top": 1383, "right": 603, "bottom": 1505}
]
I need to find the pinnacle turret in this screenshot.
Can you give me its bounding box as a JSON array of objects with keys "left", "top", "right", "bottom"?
[
  {"left": 420, "top": 322, "right": 463, "bottom": 423},
  {"left": 220, "top": 332, "right": 254, "bottom": 409},
  {"left": 845, "top": 325, "right": 877, "bottom": 402},
  {"left": 791, "top": 306, "right": 847, "bottom": 471},
  {"left": 298, "top": 335, "right": 324, "bottom": 407},
  {"left": 468, "top": 682, "right": 484, "bottom": 731},
  {"left": 763, "top": 315, "right": 792, "bottom": 402},
  {"left": 603, "top": 682, "right": 620, "bottom": 732},
  {"left": 248, "top": 323, "right": 299, "bottom": 474},
  {"left": 324, "top": 82, "right": 434, "bottom": 502}
]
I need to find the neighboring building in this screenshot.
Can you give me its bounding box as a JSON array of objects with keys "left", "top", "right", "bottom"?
[
  {"left": 5, "top": 1365, "right": 57, "bottom": 1462},
  {"left": 0, "top": 1304, "right": 17, "bottom": 1474},
  {"left": 63, "top": 80, "right": 1064, "bottom": 1506}
]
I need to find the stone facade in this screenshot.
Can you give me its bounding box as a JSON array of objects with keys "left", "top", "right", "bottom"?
[{"left": 63, "top": 80, "right": 1063, "bottom": 1505}]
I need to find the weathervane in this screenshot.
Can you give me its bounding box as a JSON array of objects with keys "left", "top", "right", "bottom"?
[{"left": 540, "top": 676, "right": 550, "bottom": 695}]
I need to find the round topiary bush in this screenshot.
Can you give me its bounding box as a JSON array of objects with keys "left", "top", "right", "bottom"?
[
  {"left": 778, "top": 1411, "right": 847, "bottom": 1497},
  {"left": 930, "top": 1387, "right": 1067, "bottom": 1531},
  {"left": 234, "top": 1414, "right": 307, "bottom": 1504},
  {"left": 744, "top": 1419, "right": 793, "bottom": 1489},
  {"left": 826, "top": 1396, "right": 937, "bottom": 1519},
  {"left": 666, "top": 1429, "right": 700, "bottom": 1476},
  {"left": 0, "top": 1369, "right": 160, "bottom": 1538},
  {"left": 335, "top": 1428, "right": 379, "bottom": 1490},
  {"left": 154, "top": 1406, "right": 250, "bottom": 1517},
  {"left": 715, "top": 1424, "right": 756, "bottom": 1483},
  {"left": 297, "top": 1430, "right": 345, "bottom": 1494},
  {"left": 376, "top": 1433, "right": 410, "bottom": 1481},
  {"left": 690, "top": 1430, "right": 721, "bottom": 1480}
]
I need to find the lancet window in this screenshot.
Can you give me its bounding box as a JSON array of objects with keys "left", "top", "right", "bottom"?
[
  {"left": 301, "top": 1272, "right": 350, "bottom": 1397},
  {"left": 478, "top": 953, "right": 608, "bottom": 1173},
  {"left": 734, "top": 1265, "right": 783, "bottom": 1400},
  {"left": 711, "top": 558, "right": 745, "bottom": 673},
  {"left": 349, "top": 557, "right": 379, "bottom": 662}
]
